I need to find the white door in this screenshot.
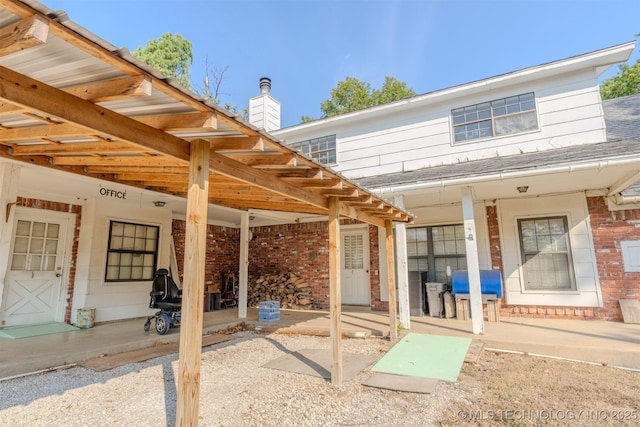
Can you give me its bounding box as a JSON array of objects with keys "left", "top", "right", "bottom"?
[
  {"left": 341, "top": 228, "right": 370, "bottom": 305},
  {"left": 1, "top": 211, "right": 71, "bottom": 326}
]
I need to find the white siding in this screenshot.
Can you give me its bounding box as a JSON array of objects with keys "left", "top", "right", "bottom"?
[
  {"left": 276, "top": 70, "right": 606, "bottom": 181},
  {"left": 73, "top": 198, "right": 174, "bottom": 323}
]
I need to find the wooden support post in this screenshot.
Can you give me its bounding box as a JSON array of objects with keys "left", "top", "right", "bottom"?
[
  {"left": 176, "top": 139, "right": 209, "bottom": 426},
  {"left": 238, "top": 211, "right": 249, "bottom": 318},
  {"left": 385, "top": 219, "right": 398, "bottom": 341},
  {"left": 328, "top": 196, "right": 343, "bottom": 385},
  {"left": 461, "top": 186, "right": 484, "bottom": 335}
]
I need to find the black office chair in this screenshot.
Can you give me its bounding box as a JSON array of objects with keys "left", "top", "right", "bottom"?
[{"left": 143, "top": 268, "right": 182, "bottom": 335}]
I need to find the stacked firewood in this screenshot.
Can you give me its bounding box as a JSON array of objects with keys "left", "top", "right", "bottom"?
[{"left": 248, "top": 272, "right": 314, "bottom": 309}]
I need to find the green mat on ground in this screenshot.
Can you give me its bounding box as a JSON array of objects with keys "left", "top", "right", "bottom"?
[
  {"left": 372, "top": 332, "right": 471, "bottom": 382},
  {"left": 0, "top": 322, "right": 79, "bottom": 339}
]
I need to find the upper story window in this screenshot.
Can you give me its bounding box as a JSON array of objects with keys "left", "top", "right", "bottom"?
[
  {"left": 289, "top": 134, "right": 336, "bottom": 165},
  {"left": 452, "top": 92, "right": 538, "bottom": 143}
]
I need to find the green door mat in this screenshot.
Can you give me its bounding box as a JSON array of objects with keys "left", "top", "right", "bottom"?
[
  {"left": 372, "top": 332, "right": 471, "bottom": 382},
  {"left": 0, "top": 322, "right": 79, "bottom": 339}
]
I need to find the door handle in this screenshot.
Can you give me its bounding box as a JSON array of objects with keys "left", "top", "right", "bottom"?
[{"left": 56, "top": 273, "right": 62, "bottom": 277}]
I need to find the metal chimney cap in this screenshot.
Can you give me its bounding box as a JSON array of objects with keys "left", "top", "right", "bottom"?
[{"left": 259, "top": 77, "right": 271, "bottom": 94}]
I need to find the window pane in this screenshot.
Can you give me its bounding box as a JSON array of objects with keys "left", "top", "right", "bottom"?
[
  {"left": 495, "top": 112, "right": 538, "bottom": 135},
  {"left": 130, "top": 266, "right": 143, "bottom": 280},
  {"left": 45, "top": 239, "right": 59, "bottom": 254},
  {"left": 47, "top": 224, "right": 60, "bottom": 239},
  {"left": 416, "top": 241, "right": 428, "bottom": 256},
  {"left": 13, "top": 237, "right": 29, "bottom": 253},
  {"left": 30, "top": 238, "right": 44, "bottom": 254},
  {"left": 11, "top": 254, "right": 26, "bottom": 270},
  {"left": 30, "top": 255, "right": 42, "bottom": 270},
  {"left": 44, "top": 256, "right": 56, "bottom": 271},
  {"left": 16, "top": 220, "right": 31, "bottom": 236},
  {"left": 32, "top": 222, "right": 46, "bottom": 238}
]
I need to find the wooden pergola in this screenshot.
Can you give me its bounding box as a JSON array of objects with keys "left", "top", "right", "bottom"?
[{"left": 0, "top": 1, "right": 413, "bottom": 425}]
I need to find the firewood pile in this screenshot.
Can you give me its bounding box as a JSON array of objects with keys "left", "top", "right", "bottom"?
[{"left": 248, "top": 272, "right": 314, "bottom": 309}]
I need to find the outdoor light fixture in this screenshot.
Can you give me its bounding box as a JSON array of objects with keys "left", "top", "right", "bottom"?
[
  {"left": 517, "top": 186, "right": 529, "bottom": 193},
  {"left": 153, "top": 200, "right": 166, "bottom": 207}
]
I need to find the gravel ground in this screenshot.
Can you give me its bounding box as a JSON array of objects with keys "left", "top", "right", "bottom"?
[{"left": 0, "top": 332, "right": 467, "bottom": 426}]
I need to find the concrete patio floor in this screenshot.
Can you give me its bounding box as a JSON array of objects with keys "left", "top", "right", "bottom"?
[{"left": 1, "top": 306, "right": 639, "bottom": 379}]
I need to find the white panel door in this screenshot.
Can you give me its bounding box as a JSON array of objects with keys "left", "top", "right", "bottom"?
[
  {"left": 1, "top": 211, "right": 70, "bottom": 326},
  {"left": 341, "top": 228, "right": 370, "bottom": 305}
]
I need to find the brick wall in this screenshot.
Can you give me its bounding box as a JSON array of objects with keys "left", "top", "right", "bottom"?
[
  {"left": 16, "top": 197, "right": 82, "bottom": 323},
  {"left": 172, "top": 220, "right": 240, "bottom": 291},
  {"left": 249, "top": 221, "right": 330, "bottom": 308},
  {"left": 586, "top": 196, "right": 640, "bottom": 321},
  {"left": 248, "top": 220, "right": 383, "bottom": 310}
]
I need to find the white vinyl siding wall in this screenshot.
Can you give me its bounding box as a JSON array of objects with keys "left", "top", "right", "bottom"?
[{"left": 276, "top": 69, "right": 605, "bottom": 180}]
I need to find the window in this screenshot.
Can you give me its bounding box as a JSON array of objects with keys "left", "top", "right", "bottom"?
[
  {"left": 452, "top": 92, "right": 538, "bottom": 143},
  {"left": 105, "top": 221, "right": 159, "bottom": 282},
  {"left": 518, "top": 216, "right": 574, "bottom": 291},
  {"left": 343, "top": 234, "right": 364, "bottom": 269},
  {"left": 11, "top": 220, "right": 59, "bottom": 271},
  {"left": 289, "top": 134, "right": 336, "bottom": 165},
  {"left": 407, "top": 224, "right": 467, "bottom": 283}
]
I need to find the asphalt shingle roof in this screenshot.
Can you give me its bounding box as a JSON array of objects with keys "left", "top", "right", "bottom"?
[{"left": 356, "top": 94, "right": 640, "bottom": 190}]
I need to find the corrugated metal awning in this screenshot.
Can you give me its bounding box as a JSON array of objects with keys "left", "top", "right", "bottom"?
[{"left": 0, "top": 0, "right": 413, "bottom": 227}]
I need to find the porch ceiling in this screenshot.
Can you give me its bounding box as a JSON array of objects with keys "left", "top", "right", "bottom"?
[{"left": 0, "top": 0, "right": 412, "bottom": 227}]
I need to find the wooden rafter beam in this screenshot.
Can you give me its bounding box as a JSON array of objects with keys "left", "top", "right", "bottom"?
[
  {"left": 225, "top": 153, "right": 295, "bottom": 167},
  {"left": 85, "top": 165, "right": 189, "bottom": 174},
  {"left": 64, "top": 75, "right": 152, "bottom": 103},
  {"left": 272, "top": 168, "right": 324, "bottom": 179},
  {"left": 12, "top": 142, "right": 143, "bottom": 155},
  {"left": 281, "top": 178, "right": 342, "bottom": 189},
  {"left": 207, "top": 136, "right": 263, "bottom": 151},
  {"left": 0, "top": 66, "right": 191, "bottom": 161},
  {"left": 0, "top": 14, "right": 49, "bottom": 56},
  {"left": 208, "top": 149, "right": 328, "bottom": 209},
  {"left": 0, "top": 123, "right": 99, "bottom": 142},
  {"left": 114, "top": 173, "right": 188, "bottom": 183},
  {"left": 136, "top": 112, "right": 216, "bottom": 132},
  {"left": 52, "top": 156, "right": 184, "bottom": 166}
]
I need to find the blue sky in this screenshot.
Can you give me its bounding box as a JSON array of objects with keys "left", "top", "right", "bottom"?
[{"left": 45, "top": 0, "right": 639, "bottom": 128}]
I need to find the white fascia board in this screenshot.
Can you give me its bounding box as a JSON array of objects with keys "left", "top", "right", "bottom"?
[{"left": 274, "top": 42, "right": 636, "bottom": 137}]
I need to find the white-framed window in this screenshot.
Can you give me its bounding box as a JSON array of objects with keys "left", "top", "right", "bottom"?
[
  {"left": 518, "top": 216, "right": 575, "bottom": 291},
  {"left": 105, "top": 220, "right": 159, "bottom": 282},
  {"left": 289, "top": 134, "right": 336, "bottom": 165},
  {"left": 621, "top": 240, "right": 640, "bottom": 272},
  {"left": 452, "top": 92, "right": 538, "bottom": 143}
]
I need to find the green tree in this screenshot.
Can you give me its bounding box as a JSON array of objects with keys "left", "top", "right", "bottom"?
[
  {"left": 303, "top": 76, "right": 416, "bottom": 122},
  {"left": 600, "top": 59, "right": 640, "bottom": 100},
  {"left": 132, "top": 33, "right": 193, "bottom": 89},
  {"left": 372, "top": 76, "right": 416, "bottom": 105}
]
